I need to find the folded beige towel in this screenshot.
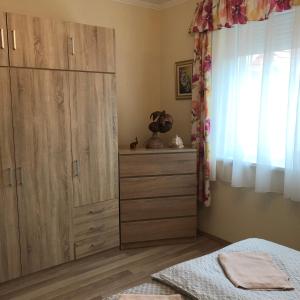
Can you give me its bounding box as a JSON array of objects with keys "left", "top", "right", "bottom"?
[
  {"left": 119, "top": 294, "right": 183, "bottom": 300},
  {"left": 218, "top": 252, "right": 294, "bottom": 290}
]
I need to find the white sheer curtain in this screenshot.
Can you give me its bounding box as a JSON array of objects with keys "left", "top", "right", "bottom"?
[{"left": 211, "top": 7, "right": 300, "bottom": 202}]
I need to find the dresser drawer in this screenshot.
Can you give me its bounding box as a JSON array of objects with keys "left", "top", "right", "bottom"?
[
  {"left": 119, "top": 152, "right": 196, "bottom": 177},
  {"left": 120, "top": 196, "right": 197, "bottom": 222},
  {"left": 75, "top": 229, "right": 119, "bottom": 259},
  {"left": 121, "top": 217, "right": 197, "bottom": 244},
  {"left": 120, "top": 174, "right": 196, "bottom": 200}
]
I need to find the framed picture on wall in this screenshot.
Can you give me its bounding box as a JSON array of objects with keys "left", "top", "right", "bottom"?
[{"left": 175, "top": 59, "right": 193, "bottom": 100}]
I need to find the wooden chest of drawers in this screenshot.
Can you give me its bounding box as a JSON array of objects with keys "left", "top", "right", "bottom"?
[{"left": 119, "top": 148, "right": 197, "bottom": 248}]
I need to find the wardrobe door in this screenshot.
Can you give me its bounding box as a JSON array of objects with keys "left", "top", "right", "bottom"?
[
  {"left": 68, "top": 23, "right": 115, "bottom": 73},
  {"left": 10, "top": 69, "right": 74, "bottom": 275},
  {"left": 70, "top": 72, "right": 118, "bottom": 207},
  {"left": 7, "top": 13, "right": 68, "bottom": 69},
  {"left": 0, "top": 68, "right": 21, "bottom": 283},
  {"left": 0, "top": 12, "right": 9, "bottom": 66}
]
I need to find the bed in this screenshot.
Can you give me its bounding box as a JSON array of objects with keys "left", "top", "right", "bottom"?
[{"left": 106, "top": 238, "right": 300, "bottom": 300}]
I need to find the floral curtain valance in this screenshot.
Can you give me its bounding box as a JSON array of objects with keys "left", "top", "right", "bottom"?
[{"left": 190, "top": 0, "right": 300, "bottom": 33}]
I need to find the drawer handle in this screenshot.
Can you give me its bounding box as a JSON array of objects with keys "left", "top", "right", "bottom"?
[
  {"left": 88, "top": 226, "right": 103, "bottom": 232},
  {"left": 89, "top": 244, "right": 95, "bottom": 249},
  {"left": 88, "top": 208, "right": 104, "bottom": 215},
  {"left": 5, "top": 168, "right": 14, "bottom": 187},
  {"left": 17, "top": 167, "right": 23, "bottom": 186}
]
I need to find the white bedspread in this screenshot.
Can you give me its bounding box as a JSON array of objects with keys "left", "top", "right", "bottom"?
[{"left": 152, "top": 238, "right": 300, "bottom": 300}]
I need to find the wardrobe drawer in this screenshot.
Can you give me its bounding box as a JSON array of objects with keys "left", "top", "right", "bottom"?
[
  {"left": 120, "top": 196, "right": 197, "bottom": 222},
  {"left": 119, "top": 152, "right": 196, "bottom": 177},
  {"left": 121, "top": 217, "right": 197, "bottom": 244},
  {"left": 74, "top": 199, "right": 118, "bottom": 224},
  {"left": 73, "top": 200, "right": 119, "bottom": 242},
  {"left": 120, "top": 174, "right": 196, "bottom": 200},
  {"left": 74, "top": 214, "right": 119, "bottom": 242},
  {"left": 75, "top": 229, "right": 119, "bottom": 259}
]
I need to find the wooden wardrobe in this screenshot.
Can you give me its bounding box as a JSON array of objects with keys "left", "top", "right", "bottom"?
[{"left": 0, "top": 11, "right": 118, "bottom": 283}]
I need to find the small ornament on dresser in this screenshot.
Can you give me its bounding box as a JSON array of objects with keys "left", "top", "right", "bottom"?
[
  {"left": 169, "top": 135, "right": 184, "bottom": 149},
  {"left": 130, "top": 137, "right": 138, "bottom": 150},
  {"left": 146, "top": 110, "right": 173, "bottom": 149}
]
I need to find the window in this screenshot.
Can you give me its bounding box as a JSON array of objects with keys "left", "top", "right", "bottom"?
[{"left": 210, "top": 8, "right": 300, "bottom": 200}]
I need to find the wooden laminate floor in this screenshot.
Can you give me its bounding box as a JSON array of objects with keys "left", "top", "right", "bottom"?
[{"left": 0, "top": 236, "right": 227, "bottom": 300}]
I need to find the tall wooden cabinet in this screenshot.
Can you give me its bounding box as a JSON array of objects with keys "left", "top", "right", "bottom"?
[
  {"left": 70, "top": 72, "right": 119, "bottom": 258},
  {"left": 0, "top": 12, "right": 118, "bottom": 283},
  {"left": 0, "top": 68, "right": 21, "bottom": 282}
]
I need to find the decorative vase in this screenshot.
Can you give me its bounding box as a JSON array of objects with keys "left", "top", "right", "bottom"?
[{"left": 145, "top": 132, "right": 164, "bottom": 149}]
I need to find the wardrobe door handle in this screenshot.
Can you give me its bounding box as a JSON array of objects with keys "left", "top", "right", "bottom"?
[
  {"left": 70, "top": 37, "right": 75, "bottom": 55},
  {"left": 0, "top": 28, "right": 4, "bottom": 49},
  {"left": 4, "top": 168, "right": 14, "bottom": 187},
  {"left": 17, "top": 167, "right": 23, "bottom": 186},
  {"left": 12, "top": 30, "right": 16, "bottom": 50},
  {"left": 76, "top": 160, "right": 80, "bottom": 177},
  {"left": 73, "top": 160, "right": 80, "bottom": 177},
  {"left": 8, "top": 168, "right": 13, "bottom": 187}
]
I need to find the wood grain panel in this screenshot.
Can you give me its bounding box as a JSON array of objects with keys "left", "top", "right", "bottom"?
[
  {"left": 119, "top": 148, "right": 197, "bottom": 155},
  {"left": 70, "top": 72, "right": 118, "bottom": 207},
  {"left": 120, "top": 174, "right": 196, "bottom": 200},
  {"left": 74, "top": 214, "right": 119, "bottom": 242},
  {"left": 10, "top": 68, "right": 74, "bottom": 275},
  {"left": 0, "top": 12, "right": 9, "bottom": 66},
  {"left": 74, "top": 199, "right": 118, "bottom": 224},
  {"left": 0, "top": 68, "right": 21, "bottom": 283},
  {"left": 121, "top": 237, "right": 197, "bottom": 249},
  {"left": 121, "top": 217, "right": 197, "bottom": 243},
  {"left": 119, "top": 152, "right": 196, "bottom": 177},
  {"left": 74, "top": 200, "right": 119, "bottom": 242},
  {"left": 7, "top": 13, "right": 68, "bottom": 69},
  {"left": 120, "top": 196, "right": 196, "bottom": 222},
  {"left": 75, "top": 228, "right": 119, "bottom": 259},
  {"left": 68, "top": 22, "right": 115, "bottom": 73}
]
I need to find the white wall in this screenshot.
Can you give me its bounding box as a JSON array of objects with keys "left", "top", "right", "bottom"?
[{"left": 160, "top": 0, "right": 197, "bottom": 146}]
